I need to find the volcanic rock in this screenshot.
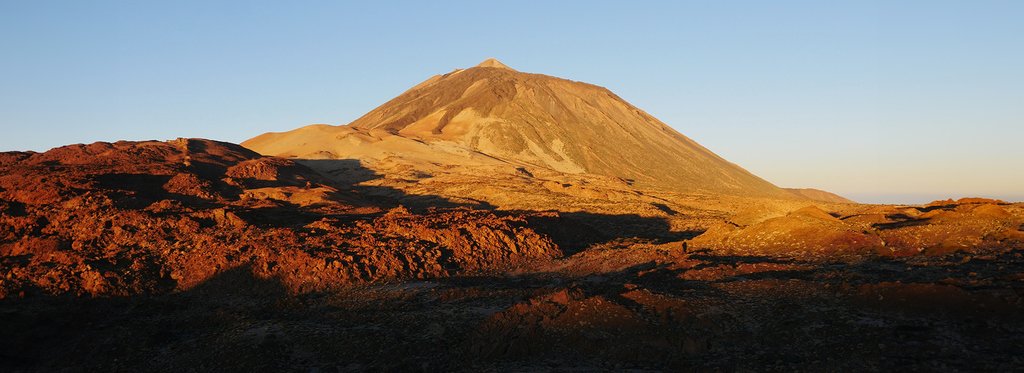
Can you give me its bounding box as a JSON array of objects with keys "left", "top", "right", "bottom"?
[{"left": 0, "top": 139, "right": 560, "bottom": 298}]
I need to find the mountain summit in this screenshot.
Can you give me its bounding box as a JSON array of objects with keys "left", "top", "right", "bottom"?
[
  {"left": 475, "top": 58, "right": 514, "bottom": 70},
  {"left": 243, "top": 60, "right": 792, "bottom": 198}
]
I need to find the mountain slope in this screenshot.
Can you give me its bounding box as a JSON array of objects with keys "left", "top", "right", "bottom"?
[
  {"left": 785, "top": 188, "right": 856, "bottom": 204},
  {"left": 244, "top": 59, "right": 792, "bottom": 198}
]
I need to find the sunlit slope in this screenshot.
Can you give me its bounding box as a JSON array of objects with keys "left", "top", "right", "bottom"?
[{"left": 245, "top": 59, "right": 793, "bottom": 198}]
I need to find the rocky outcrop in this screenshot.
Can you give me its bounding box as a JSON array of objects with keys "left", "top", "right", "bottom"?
[
  {"left": 691, "top": 201, "right": 1024, "bottom": 258},
  {"left": 0, "top": 139, "right": 560, "bottom": 298}
]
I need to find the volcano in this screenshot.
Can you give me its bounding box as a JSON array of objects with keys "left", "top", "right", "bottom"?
[{"left": 243, "top": 59, "right": 792, "bottom": 199}]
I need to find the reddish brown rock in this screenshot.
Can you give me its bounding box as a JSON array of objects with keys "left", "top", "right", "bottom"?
[
  {"left": 0, "top": 139, "right": 561, "bottom": 298},
  {"left": 691, "top": 205, "right": 884, "bottom": 257}
]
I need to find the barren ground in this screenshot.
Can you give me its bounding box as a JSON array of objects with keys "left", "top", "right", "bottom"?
[{"left": 2, "top": 139, "right": 1022, "bottom": 371}]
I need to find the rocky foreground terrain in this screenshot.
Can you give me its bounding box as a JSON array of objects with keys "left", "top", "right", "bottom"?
[{"left": 2, "top": 138, "right": 1023, "bottom": 371}]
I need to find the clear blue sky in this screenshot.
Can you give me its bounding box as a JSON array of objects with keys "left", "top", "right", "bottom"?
[{"left": 2, "top": 1, "right": 1022, "bottom": 203}]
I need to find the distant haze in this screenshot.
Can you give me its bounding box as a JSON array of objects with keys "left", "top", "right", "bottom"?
[
  {"left": 1, "top": 1, "right": 1021, "bottom": 204},
  {"left": 845, "top": 193, "right": 1024, "bottom": 206}
]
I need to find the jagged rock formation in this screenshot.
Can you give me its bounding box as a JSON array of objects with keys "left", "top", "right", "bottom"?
[{"left": 0, "top": 139, "right": 560, "bottom": 298}]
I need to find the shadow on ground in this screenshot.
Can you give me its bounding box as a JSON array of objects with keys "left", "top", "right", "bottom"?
[
  {"left": 299, "top": 159, "right": 477, "bottom": 211},
  {"left": 293, "top": 158, "right": 701, "bottom": 253},
  {"left": 4, "top": 250, "right": 1024, "bottom": 371}
]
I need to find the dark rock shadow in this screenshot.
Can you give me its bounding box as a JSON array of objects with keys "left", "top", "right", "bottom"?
[
  {"left": 93, "top": 173, "right": 176, "bottom": 209},
  {"left": 0, "top": 198, "right": 27, "bottom": 216},
  {"left": 4, "top": 248, "right": 1024, "bottom": 371},
  {"left": 230, "top": 201, "right": 325, "bottom": 228},
  {"left": 298, "top": 159, "right": 480, "bottom": 211},
  {"left": 651, "top": 202, "right": 678, "bottom": 215},
  {"left": 873, "top": 218, "right": 931, "bottom": 230},
  {"left": 293, "top": 159, "right": 699, "bottom": 253},
  {"left": 521, "top": 212, "right": 704, "bottom": 255},
  {"left": 0, "top": 266, "right": 298, "bottom": 372},
  {"left": 454, "top": 249, "right": 1024, "bottom": 370},
  {"left": 92, "top": 173, "right": 229, "bottom": 210},
  {"left": 915, "top": 203, "right": 957, "bottom": 213}
]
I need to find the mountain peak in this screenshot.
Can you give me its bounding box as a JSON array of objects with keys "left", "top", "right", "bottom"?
[
  {"left": 475, "top": 58, "right": 514, "bottom": 70},
  {"left": 245, "top": 61, "right": 792, "bottom": 198}
]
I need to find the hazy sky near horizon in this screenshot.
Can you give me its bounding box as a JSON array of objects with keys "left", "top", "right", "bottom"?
[{"left": 1, "top": 1, "right": 1022, "bottom": 203}]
